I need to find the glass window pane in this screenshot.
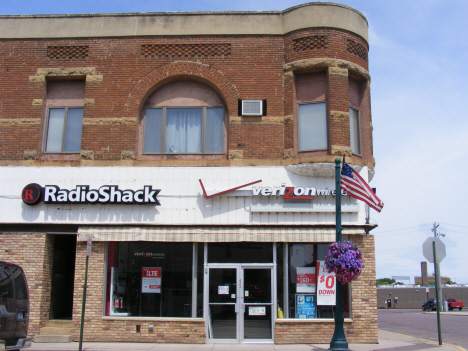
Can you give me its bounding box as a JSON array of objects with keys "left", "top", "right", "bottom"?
[
  {"left": 165, "top": 108, "right": 202, "bottom": 153},
  {"left": 298, "top": 103, "right": 327, "bottom": 151},
  {"left": 205, "top": 108, "right": 224, "bottom": 153},
  {"left": 64, "top": 108, "right": 83, "bottom": 152},
  {"left": 349, "top": 107, "right": 361, "bottom": 155},
  {"left": 208, "top": 243, "right": 273, "bottom": 263},
  {"left": 144, "top": 108, "right": 163, "bottom": 153},
  {"left": 106, "top": 242, "right": 193, "bottom": 318},
  {"left": 45, "top": 108, "right": 66, "bottom": 152}
]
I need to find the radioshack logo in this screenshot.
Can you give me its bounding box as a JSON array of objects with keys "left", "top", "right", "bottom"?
[
  {"left": 22, "top": 183, "right": 42, "bottom": 206},
  {"left": 21, "top": 184, "right": 161, "bottom": 206}
]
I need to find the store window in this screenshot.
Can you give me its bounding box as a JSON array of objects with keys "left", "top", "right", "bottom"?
[
  {"left": 349, "top": 107, "right": 361, "bottom": 155},
  {"left": 106, "top": 242, "right": 195, "bottom": 318},
  {"left": 44, "top": 80, "right": 85, "bottom": 153},
  {"left": 142, "top": 80, "right": 225, "bottom": 155},
  {"left": 277, "top": 243, "right": 350, "bottom": 319}
]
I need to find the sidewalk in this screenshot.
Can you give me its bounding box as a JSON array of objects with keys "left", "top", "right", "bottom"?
[{"left": 27, "top": 329, "right": 466, "bottom": 351}]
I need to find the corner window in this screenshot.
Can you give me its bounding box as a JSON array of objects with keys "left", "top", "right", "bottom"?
[
  {"left": 298, "top": 102, "right": 328, "bottom": 151},
  {"left": 349, "top": 107, "right": 361, "bottom": 155},
  {"left": 144, "top": 107, "right": 224, "bottom": 154},
  {"left": 45, "top": 107, "right": 83, "bottom": 153}
]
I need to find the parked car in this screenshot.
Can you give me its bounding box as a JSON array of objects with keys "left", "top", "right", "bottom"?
[
  {"left": 446, "top": 298, "right": 464, "bottom": 311},
  {"left": 422, "top": 298, "right": 437, "bottom": 311},
  {"left": 0, "top": 261, "right": 32, "bottom": 350}
]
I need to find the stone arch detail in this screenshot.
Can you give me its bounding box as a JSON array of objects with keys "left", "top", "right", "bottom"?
[{"left": 124, "top": 61, "right": 240, "bottom": 118}]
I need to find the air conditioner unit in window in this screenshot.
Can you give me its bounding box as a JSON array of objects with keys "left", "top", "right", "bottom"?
[{"left": 241, "top": 100, "right": 263, "bottom": 116}]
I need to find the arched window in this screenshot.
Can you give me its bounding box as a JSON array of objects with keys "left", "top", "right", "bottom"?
[{"left": 142, "top": 80, "right": 226, "bottom": 155}]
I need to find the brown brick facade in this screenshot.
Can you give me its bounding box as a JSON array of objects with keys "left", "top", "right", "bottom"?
[
  {"left": 0, "top": 233, "right": 54, "bottom": 337},
  {"left": 0, "top": 29, "right": 373, "bottom": 169}
]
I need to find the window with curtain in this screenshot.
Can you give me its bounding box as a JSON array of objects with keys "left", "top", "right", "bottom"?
[
  {"left": 349, "top": 107, "right": 361, "bottom": 155},
  {"left": 143, "top": 106, "right": 224, "bottom": 154},
  {"left": 297, "top": 102, "right": 328, "bottom": 151}
]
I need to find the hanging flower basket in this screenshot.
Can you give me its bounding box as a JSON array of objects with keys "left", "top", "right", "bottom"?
[{"left": 324, "top": 241, "right": 363, "bottom": 284}]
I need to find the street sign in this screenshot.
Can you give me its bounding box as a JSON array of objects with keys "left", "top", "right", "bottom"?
[
  {"left": 422, "top": 237, "right": 446, "bottom": 263},
  {"left": 86, "top": 237, "right": 92, "bottom": 257}
]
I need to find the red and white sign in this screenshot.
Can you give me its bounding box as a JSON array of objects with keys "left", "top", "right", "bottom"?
[
  {"left": 317, "top": 261, "right": 336, "bottom": 305},
  {"left": 296, "top": 267, "right": 316, "bottom": 293},
  {"left": 142, "top": 267, "right": 161, "bottom": 293}
]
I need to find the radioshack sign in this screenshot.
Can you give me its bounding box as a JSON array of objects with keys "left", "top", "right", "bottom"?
[{"left": 21, "top": 183, "right": 160, "bottom": 206}]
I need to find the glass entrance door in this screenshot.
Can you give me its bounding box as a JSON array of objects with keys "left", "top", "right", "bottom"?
[
  {"left": 242, "top": 268, "right": 273, "bottom": 341},
  {"left": 206, "top": 265, "right": 274, "bottom": 343}
]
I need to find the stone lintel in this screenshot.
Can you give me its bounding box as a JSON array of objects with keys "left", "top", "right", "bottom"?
[
  {"left": 328, "top": 66, "right": 348, "bottom": 76},
  {"left": 284, "top": 58, "right": 370, "bottom": 81},
  {"left": 32, "top": 99, "right": 43, "bottom": 107},
  {"left": 331, "top": 145, "right": 352, "bottom": 156},
  {"left": 83, "top": 117, "right": 136, "bottom": 126},
  {"left": 229, "top": 116, "right": 284, "bottom": 124},
  {"left": 37, "top": 67, "right": 96, "bottom": 76},
  {"left": 330, "top": 111, "right": 349, "bottom": 121},
  {"left": 86, "top": 75, "right": 103, "bottom": 83}
]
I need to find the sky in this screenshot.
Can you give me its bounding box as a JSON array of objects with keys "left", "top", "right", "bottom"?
[{"left": 2, "top": 1, "right": 468, "bottom": 284}]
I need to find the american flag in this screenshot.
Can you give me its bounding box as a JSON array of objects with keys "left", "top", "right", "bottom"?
[{"left": 341, "top": 161, "right": 384, "bottom": 212}]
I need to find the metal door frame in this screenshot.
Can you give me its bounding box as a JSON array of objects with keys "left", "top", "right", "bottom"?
[{"left": 204, "top": 263, "right": 275, "bottom": 343}]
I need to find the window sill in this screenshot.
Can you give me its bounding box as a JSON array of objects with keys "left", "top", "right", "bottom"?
[
  {"left": 102, "top": 316, "right": 203, "bottom": 321},
  {"left": 275, "top": 318, "right": 353, "bottom": 323},
  {"left": 39, "top": 153, "right": 80, "bottom": 161},
  {"left": 138, "top": 154, "right": 227, "bottom": 161}
]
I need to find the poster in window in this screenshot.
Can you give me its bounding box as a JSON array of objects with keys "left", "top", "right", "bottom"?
[
  {"left": 317, "top": 261, "right": 336, "bottom": 305},
  {"left": 296, "top": 267, "right": 316, "bottom": 293},
  {"left": 296, "top": 294, "right": 316, "bottom": 319},
  {"left": 142, "top": 267, "right": 161, "bottom": 293}
]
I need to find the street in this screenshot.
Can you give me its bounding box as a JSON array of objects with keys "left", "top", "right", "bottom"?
[{"left": 378, "top": 309, "right": 468, "bottom": 349}]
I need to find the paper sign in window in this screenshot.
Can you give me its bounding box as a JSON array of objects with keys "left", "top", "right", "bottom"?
[
  {"left": 249, "top": 306, "right": 266, "bottom": 316},
  {"left": 296, "top": 267, "right": 316, "bottom": 293},
  {"left": 218, "top": 286, "right": 229, "bottom": 295}
]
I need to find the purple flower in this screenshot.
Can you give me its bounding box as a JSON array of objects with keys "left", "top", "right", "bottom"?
[{"left": 324, "top": 241, "right": 362, "bottom": 284}]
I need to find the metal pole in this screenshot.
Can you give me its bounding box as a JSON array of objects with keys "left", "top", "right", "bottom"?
[
  {"left": 433, "top": 223, "right": 444, "bottom": 312},
  {"left": 330, "top": 158, "right": 349, "bottom": 351},
  {"left": 79, "top": 254, "right": 89, "bottom": 351},
  {"left": 432, "top": 241, "right": 442, "bottom": 345}
]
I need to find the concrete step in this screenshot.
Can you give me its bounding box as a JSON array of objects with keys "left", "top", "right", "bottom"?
[
  {"left": 34, "top": 335, "right": 73, "bottom": 343},
  {"left": 39, "top": 326, "right": 72, "bottom": 335},
  {"left": 43, "top": 319, "right": 72, "bottom": 328}
]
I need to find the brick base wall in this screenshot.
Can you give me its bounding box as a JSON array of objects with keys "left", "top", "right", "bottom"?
[{"left": 0, "top": 232, "right": 54, "bottom": 337}]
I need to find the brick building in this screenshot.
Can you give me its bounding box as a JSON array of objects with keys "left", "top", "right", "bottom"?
[{"left": 0, "top": 2, "right": 379, "bottom": 344}]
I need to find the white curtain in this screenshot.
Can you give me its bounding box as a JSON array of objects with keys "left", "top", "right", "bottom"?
[{"left": 165, "top": 108, "right": 202, "bottom": 153}]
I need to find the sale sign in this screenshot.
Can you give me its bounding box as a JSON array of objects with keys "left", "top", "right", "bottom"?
[
  {"left": 142, "top": 267, "right": 162, "bottom": 293},
  {"left": 317, "top": 261, "right": 336, "bottom": 305},
  {"left": 296, "top": 267, "right": 316, "bottom": 293}
]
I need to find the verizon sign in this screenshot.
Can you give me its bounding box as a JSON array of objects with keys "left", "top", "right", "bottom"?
[{"left": 22, "top": 183, "right": 161, "bottom": 206}]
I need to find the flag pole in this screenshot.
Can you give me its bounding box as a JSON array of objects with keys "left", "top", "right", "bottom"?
[{"left": 330, "top": 157, "right": 349, "bottom": 350}]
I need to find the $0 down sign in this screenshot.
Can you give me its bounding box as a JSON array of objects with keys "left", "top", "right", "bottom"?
[{"left": 317, "top": 261, "right": 336, "bottom": 305}]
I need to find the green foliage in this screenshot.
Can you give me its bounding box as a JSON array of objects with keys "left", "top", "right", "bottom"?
[{"left": 376, "top": 278, "right": 396, "bottom": 286}]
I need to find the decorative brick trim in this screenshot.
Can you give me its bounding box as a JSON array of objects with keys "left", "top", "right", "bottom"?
[
  {"left": 47, "top": 46, "right": 89, "bottom": 60},
  {"left": 347, "top": 39, "right": 368, "bottom": 61},
  {"left": 293, "top": 35, "right": 328, "bottom": 52},
  {"left": 83, "top": 98, "right": 95, "bottom": 106},
  {"left": 123, "top": 61, "right": 240, "bottom": 119},
  {"left": 80, "top": 150, "right": 94, "bottom": 160},
  {"left": 330, "top": 111, "right": 350, "bottom": 121},
  {"left": 23, "top": 150, "right": 38, "bottom": 160},
  {"left": 142, "top": 43, "right": 231, "bottom": 58}
]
